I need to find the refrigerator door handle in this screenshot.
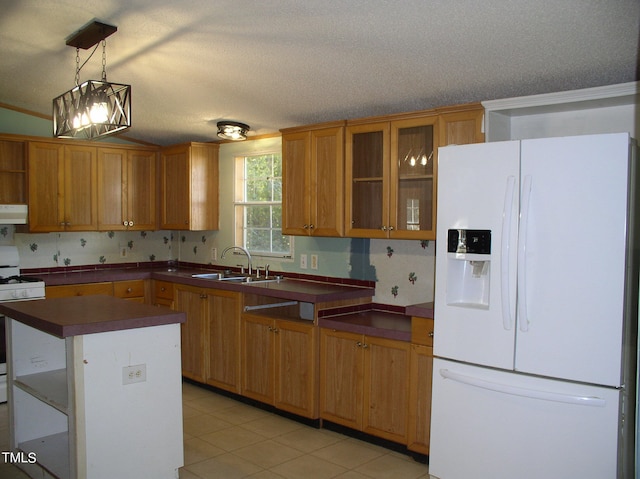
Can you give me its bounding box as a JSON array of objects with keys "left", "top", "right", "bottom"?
[
  {"left": 518, "top": 175, "right": 533, "bottom": 332},
  {"left": 439, "top": 368, "right": 606, "bottom": 407},
  {"left": 501, "top": 175, "right": 516, "bottom": 330}
]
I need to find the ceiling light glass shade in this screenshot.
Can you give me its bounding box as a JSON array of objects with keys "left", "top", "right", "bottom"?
[
  {"left": 217, "top": 121, "right": 249, "bottom": 141},
  {"left": 53, "top": 79, "right": 131, "bottom": 139}
]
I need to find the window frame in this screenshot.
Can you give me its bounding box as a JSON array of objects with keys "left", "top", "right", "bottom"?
[{"left": 233, "top": 151, "right": 293, "bottom": 259}]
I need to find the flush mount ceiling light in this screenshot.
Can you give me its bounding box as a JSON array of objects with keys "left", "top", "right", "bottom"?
[
  {"left": 53, "top": 20, "right": 131, "bottom": 140},
  {"left": 217, "top": 121, "right": 250, "bottom": 141}
]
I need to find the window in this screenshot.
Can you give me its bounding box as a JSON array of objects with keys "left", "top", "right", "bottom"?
[{"left": 234, "top": 152, "right": 292, "bottom": 257}]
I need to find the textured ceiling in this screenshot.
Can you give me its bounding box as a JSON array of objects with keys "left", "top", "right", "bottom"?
[{"left": 0, "top": 0, "right": 638, "bottom": 146}]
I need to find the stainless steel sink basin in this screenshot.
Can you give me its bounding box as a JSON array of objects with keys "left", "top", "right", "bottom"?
[{"left": 191, "top": 272, "right": 281, "bottom": 284}]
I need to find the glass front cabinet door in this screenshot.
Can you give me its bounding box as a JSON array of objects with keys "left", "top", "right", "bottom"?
[{"left": 346, "top": 115, "right": 437, "bottom": 239}]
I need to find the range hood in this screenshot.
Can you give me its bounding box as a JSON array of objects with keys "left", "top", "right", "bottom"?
[{"left": 0, "top": 205, "right": 28, "bottom": 225}]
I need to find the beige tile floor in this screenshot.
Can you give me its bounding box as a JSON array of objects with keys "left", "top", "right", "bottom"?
[{"left": 0, "top": 381, "right": 429, "bottom": 478}]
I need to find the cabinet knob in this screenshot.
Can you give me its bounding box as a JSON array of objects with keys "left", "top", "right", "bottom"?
[
  {"left": 380, "top": 226, "right": 387, "bottom": 231},
  {"left": 128, "top": 221, "right": 134, "bottom": 227},
  {"left": 126, "top": 288, "right": 133, "bottom": 293},
  {"left": 199, "top": 293, "right": 207, "bottom": 299},
  {"left": 309, "top": 224, "right": 315, "bottom": 229},
  {"left": 428, "top": 331, "right": 434, "bottom": 338},
  {"left": 388, "top": 226, "right": 394, "bottom": 231},
  {"left": 303, "top": 224, "right": 309, "bottom": 229},
  {"left": 123, "top": 221, "right": 128, "bottom": 226}
]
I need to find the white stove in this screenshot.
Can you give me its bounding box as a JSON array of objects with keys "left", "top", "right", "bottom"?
[{"left": 0, "top": 246, "right": 46, "bottom": 402}]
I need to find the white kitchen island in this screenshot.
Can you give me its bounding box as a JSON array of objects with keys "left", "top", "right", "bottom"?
[{"left": 0, "top": 295, "right": 186, "bottom": 479}]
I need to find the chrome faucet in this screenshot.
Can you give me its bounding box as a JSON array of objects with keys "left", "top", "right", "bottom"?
[{"left": 221, "top": 246, "right": 252, "bottom": 276}]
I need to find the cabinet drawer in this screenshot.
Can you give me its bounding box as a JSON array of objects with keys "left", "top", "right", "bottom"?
[
  {"left": 154, "top": 281, "right": 174, "bottom": 300},
  {"left": 46, "top": 282, "right": 113, "bottom": 298},
  {"left": 411, "top": 316, "right": 434, "bottom": 346},
  {"left": 114, "top": 280, "right": 145, "bottom": 299}
]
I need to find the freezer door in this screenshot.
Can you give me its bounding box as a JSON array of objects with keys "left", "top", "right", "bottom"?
[
  {"left": 434, "top": 141, "right": 520, "bottom": 370},
  {"left": 516, "top": 133, "right": 630, "bottom": 386},
  {"left": 429, "top": 358, "right": 622, "bottom": 479}
]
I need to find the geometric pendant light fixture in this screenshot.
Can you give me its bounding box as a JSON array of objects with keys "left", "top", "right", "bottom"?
[{"left": 53, "top": 20, "right": 131, "bottom": 140}]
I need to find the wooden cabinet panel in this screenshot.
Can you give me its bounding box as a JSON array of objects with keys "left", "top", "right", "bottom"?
[
  {"left": 126, "top": 150, "right": 156, "bottom": 230},
  {"left": 160, "top": 142, "right": 219, "bottom": 231},
  {"left": 242, "top": 314, "right": 318, "bottom": 418},
  {"left": 113, "top": 280, "right": 146, "bottom": 302},
  {"left": 97, "top": 148, "right": 126, "bottom": 230},
  {"left": 281, "top": 122, "right": 345, "bottom": 237},
  {"left": 98, "top": 148, "right": 156, "bottom": 231},
  {"left": 362, "top": 336, "right": 410, "bottom": 443},
  {"left": 45, "top": 282, "right": 113, "bottom": 299},
  {"left": 345, "top": 123, "right": 389, "bottom": 238},
  {"left": 411, "top": 316, "right": 434, "bottom": 346},
  {"left": 63, "top": 145, "right": 98, "bottom": 231},
  {"left": 206, "top": 290, "right": 241, "bottom": 393},
  {"left": 175, "top": 287, "right": 207, "bottom": 382},
  {"left": 282, "top": 131, "right": 310, "bottom": 236},
  {"left": 0, "top": 139, "right": 26, "bottom": 204},
  {"left": 320, "top": 329, "right": 410, "bottom": 443},
  {"left": 241, "top": 314, "right": 274, "bottom": 404},
  {"left": 310, "top": 127, "right": 344, "bottom": 236},
  {"left": 28, "top": 142, "right": 65, "bottom": 232},
  {"left": 274, "top": 320, "right": 317, "bottom": 418},
  {"left": 319, "top": 329, "right": 363, "bottom": 430},
  {"left": 408, "top": 343, "right": 433, "bottom": 455},
  {"left": 28, "top": 142, "right": 97, "bottom": 232},
  {"left": 438, "top": 108, "right": 485, "bottom": 146}
]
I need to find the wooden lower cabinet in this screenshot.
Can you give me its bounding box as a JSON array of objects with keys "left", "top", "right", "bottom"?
[
  {"left": 407, "top": 344, "right": 433, "bottom": 454},
  {"left": 242, "top": 314, "right": 318, "bottom": 418},
  {"left": 174, "top": 285, "right": 241, "bottom": 391},
  {"left": 175, "top": 286, "right": 207, "bottom": 383},
  {"left": 320, "top": 329, "right": 410, "bottom": 444},
  {"left": 153, "top": 280, "right": 175, "bottom": 308},
  {"left": 113, "top": 279, "right": 147, "bottom": 302},
  {"left": 206, "top": 289, "right": 241, "bottom": 394}
]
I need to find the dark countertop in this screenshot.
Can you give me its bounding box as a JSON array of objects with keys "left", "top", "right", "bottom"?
[
  {"left": 405, "top": 302, "right": 434, "bottom": 318},
  {"left": 0, "top": 295, "right": 185, "bottom": 338},
  {"left": 32, "top": 267, "right": 375, "bottom": 304},
  {"left": 318, "top": 310, "right": 412, "bottom": 342}
]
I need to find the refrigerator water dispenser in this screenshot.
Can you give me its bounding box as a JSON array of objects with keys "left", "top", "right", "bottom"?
[{"left": 446, "top": 229, "right": 491, "bottom": 309}]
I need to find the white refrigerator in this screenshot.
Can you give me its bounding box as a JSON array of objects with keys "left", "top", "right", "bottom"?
[{"left": 429, "top": 133, "right": 638, "bottom": 479}]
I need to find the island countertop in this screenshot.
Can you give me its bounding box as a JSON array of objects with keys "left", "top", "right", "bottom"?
[{"left": 0, "top": 295, "right": 185, "bottom": 338}]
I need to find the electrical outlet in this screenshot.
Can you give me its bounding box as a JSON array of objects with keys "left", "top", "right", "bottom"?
[
  {"left": 311, "top": 254, "right": 318, "bottom": 270},
  {"left": 211, "top": 247, "right": 217, "bottom": 261},
  {"left": 300, "top": 254, "right": 308, "bottom": 269},
  {"left": 119, "top": 244, "right": 127, "bottom": 258},
  {"left": 122, "top": 364, "right": 146, "bottom": 385}
]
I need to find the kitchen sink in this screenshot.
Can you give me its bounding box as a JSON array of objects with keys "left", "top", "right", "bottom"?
[{"left": 191, "top": 272, "right": 281, "bottom": 284}]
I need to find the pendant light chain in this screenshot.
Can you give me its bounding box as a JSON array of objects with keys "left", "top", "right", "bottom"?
[
  {"left": 75, "top": 48, "right": 80, "bottom": 86},
  {"left": 101, "top": 40, "right": 107, "bottom": 82}
]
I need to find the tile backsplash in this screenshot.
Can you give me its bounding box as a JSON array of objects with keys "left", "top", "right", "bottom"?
[{"left": 6, "top": 226, "right": 435, "bottom": 306}]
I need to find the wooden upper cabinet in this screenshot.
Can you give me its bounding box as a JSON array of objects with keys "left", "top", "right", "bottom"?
[
  {"left": 98, "top": 148, "right": 157, "bottom": 231},
  {"left": 0, "top": 139, "right": 26, "bottom": 204},
  {"left": 437, "top": 106, "right": 485, "bottom": 146},
  {"left": 160, "top": 142, "right": 219, "bottom": 231},
  {"left": 346, "top": 115, "right": 438, "bottom": 239},
  {"left": 281, "top": 121, "right": 345, "bottom": 237},
  {"left": 345, "top": 103, "right": 484, "bottom": 240},
  {"left": 28, "top": 142, "right": 98, "bottom": 232}
]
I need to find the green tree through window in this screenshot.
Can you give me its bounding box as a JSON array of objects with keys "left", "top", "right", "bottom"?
[{"left": 235, "top": 153, "right": 291, "bottom": 256}]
